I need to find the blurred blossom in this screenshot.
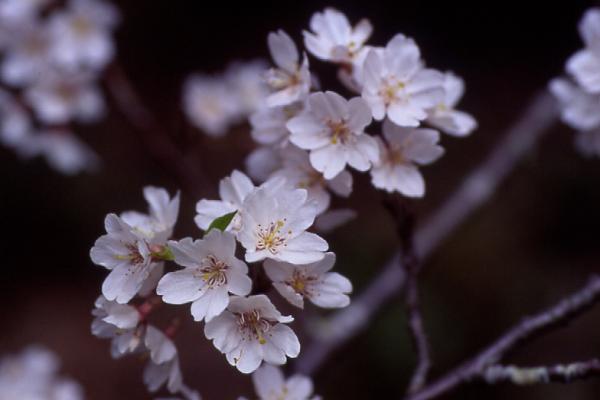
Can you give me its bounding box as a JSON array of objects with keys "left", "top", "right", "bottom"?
[
  {"left": 25, "top": 70, "right": 105, "bottom": 124},
  {"left": 249, "top": 364, "right": 320, "bottom": 400},
  {"left": 0, "top": 346, "right": 84, "bottom": 400}
]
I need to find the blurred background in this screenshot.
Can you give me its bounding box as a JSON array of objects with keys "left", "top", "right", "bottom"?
[{"left": 2, "top": 0, "right": 600, "bottom": 398}]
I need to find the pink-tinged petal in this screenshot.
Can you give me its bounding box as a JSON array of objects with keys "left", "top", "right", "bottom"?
[
  {"left": 393, "top": 164, "right": 425, "bottom": 197},
  {"left": 287, "top": 375, "right": 314, "bottom": 398},
  {"left": 273, "top": 281, "right": 305, "bottom": 308},
  {"left": 102, "top": 262, "right": 148, "bottom": 304},
  {"left": 310, "top": 272, "right": 352, "bottom": 308},
  {"left": 145, "top": 325, "right": 177, "bottom": 364},
  {"left": 309, "top": 146, "right": 347, "bottom": 179},
  {"left": 268, "top": 324, "right": 300, "bottom": 358},
  {"left": 384, "top": 34, "right": 421, "bottom": 79},
  {"left": 157, "top": 269, "right": 204, "bottom": 304},
  {"left": 252, "top": 364, "right": 286, "bottom": 399},
  {"left": 567, "top": 50, "right": 600, "bottom": 94},
  {"left": 268, "top": 30, "right": 299, "bottom": 72},
  {"left": 346, "top": 96, "right": 372, "bottom": 131}
]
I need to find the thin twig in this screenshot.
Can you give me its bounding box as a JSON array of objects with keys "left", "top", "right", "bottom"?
[
  {"left": 103, "top": 63, "right": 211, "bottom": 198},
  {"left": 483, "top": 360, "right": 600, "bottom": 385},
  {"left": 406, "top": 274, "right": 600, "bottom": 400},
  {"left": 383, "top": 195, "right": 431, "bottom": 393},
  {"left": 294, "top": 90, "right": 558, "bottom": 375}
]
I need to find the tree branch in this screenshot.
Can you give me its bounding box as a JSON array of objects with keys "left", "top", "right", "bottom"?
[
  {"left": 104, "top": 63, "right": 211, "bottom": 198},
  {"left": 294, "top": 90, "right": 559, "bottom": 375},
  {"left": 406, "top": 274, "right": 600, "bottom": 400},
  {"left": 483, "top": 360, "right": 600, "bottom": 385}
]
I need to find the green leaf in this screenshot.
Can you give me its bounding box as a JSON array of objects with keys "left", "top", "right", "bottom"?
[{"left": 205, "top": 211, "right": 237, "bottom": 235}]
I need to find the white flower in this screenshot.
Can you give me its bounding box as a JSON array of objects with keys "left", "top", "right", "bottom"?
[
  {"left": 121, "top": 186, "right": 180, "bottom": 240},
  {"left": 1, "top": 21, "right": 51, "bottom": 87},
  {"left": 18, "top": 130, "right": 99, "bottom": 175},
  {"left": 204, "top": 294, "right": 300, "bottom": 374},
  {"left": 550, "top": 78, "right": 600, "bottom": 131},
  {"left": 270, "top": 144, "right": 353, "bottom": 215},
  {"left": 238, "top": 184, "right": 327, "bottom": 264},
  {"left": 0, "top": 346, "right": 84, "bottom": 400},
  {"left": 183, "top": 74, "right": 242, "bottom": 136},
  {"left": 226, "top": 59, "right": 269, "bottom": 115},
  {"left": 371, "top": 119, "right": 444, "bottom": 197},
  {"left": 251, "top": 364, "right": 320, "bottom": 400},
  {"left": 195, "top": 170, "right": 255, "bottom": 232},
  {"left": 426, "top": 72, "right": 477, "bottom": 137},
  {"left": 0, "top": 90, "right": 32, "bottom": 147},
  {"left": 314, "top": 208, "right": 357, "bottom": 233},
  {"left": 157, "top": 230, "right": 252, "bottom": 322},
  {"left": 91, "top": 295, "right": 144, "bottom": 358},
  {"left": 265, "top": 30, "right": 311, "bottom": 107},
  {"left": 264, "top": 252, "right": 352, "bottom": 309},
  {"left": 25, "top": 71, "right": 105, "bottom": 124},
  {"left": 304, "top": 8, "right": 372, "bottom": 64},
  {"left": 48, "top": 0, "right": 119, "bottom": 70},
  {"left": 361, "top": 34, "right": 444, "bottom": 127},
  {"left": 90, "top": 213, "right": 165, "bottom": 303},
  {"left": 245, "top": 145, "right": 283, "bottom": 183},
  {"left": 143, "top": 326, "right": 183, "bottom": 394},
  {"left": 287, "top": 91, "right": 378, "bottom": 179},
  {"left": 0, "top": 0, "right": 49, "bottom": 25},
  {"left": 566, "top": 8, "right": 600, "bottom": 93},
  {"left": 250, "top": 102, "right": 303, "bottom": 145}
]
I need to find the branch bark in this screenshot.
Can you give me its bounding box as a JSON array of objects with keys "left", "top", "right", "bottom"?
[
  {"left": 407, "top": 275, "right": 600, "bottom": 400},
  {"left": 294, "top": 90, "right": 559, "bottom": 376}
]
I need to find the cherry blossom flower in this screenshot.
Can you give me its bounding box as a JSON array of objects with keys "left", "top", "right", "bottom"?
[
  {"left": 0, "top": 346, "right": 84, "bottom": 400},
  {"left": 183, "top": 74, "right": 242, "bottom": 136},
  {"left": 90, "top": 213, "right": 167, "bottom": 303},
  {"left": 426, "top": 72, "right": 477, "bottom": 137},
  {"left": 204, "top": 294, "right": 300, "bottom": 374},
  {"left": 143, "top": 326, "right": 183, "bottom": 394},
  {"left": 314, "top": 208, "right": 357, "bottom": 233},
  {"left": 238, "top": 183, "right": 327, "bottom": 264},
  {"left": 304, "top": 7, "right": 372, "bottom": 64},
  {"left": 121, "top": 186, "right": 180, "bottom": 240},
  {"left": 24, "top": 71, "right": 105, "bottom": 124},
  {"left": 250, "top": 102, "right": 303, "bottom": 145},
  {"left": 245, "top": 145, "right": 284, "bottom": 182},
  {"left": 370, "top": 119, "right": 444, "bottom": 197},
  {"left": 251, "top": 364, "right": 320, "bottom": 400},
  {"left": 91, "top": 295, "right": 144, "bottom": 358},
  {"left": 265, "top": 30, "right": 311, "bottom": 107},
  {"left": 225, "top": 59, "right": 269, "bottom": 115},
  {"left": 550, "top": 78, "right": 600, "bottom": 131},
  {"left": 157, "top": 231, "right": 252, "bottom": 322},
  {"left": 48, "top": 0, "right": 119, "bottom": 70},
  {"left": 270, "top": 144, "right": 353, "bottom": 214},
  {"left": 287, "top": 90, "right": 379, "bottom": 179},
  {"left": 195, "top": 170, "right": 256, "bottom": 232},
  {"left": 264, "top": 252, "right": 352, "bottom": 309},
  {"left": 361, "top": 34, "right": 444, "bottom": 127},
  {"left": 566, "top": 8, "right": 600, "bottom": 94},
  {"left": 18, "top": 129, "right": 99, "bottom": 175},
  {"left": 0, "top": 0, "right": 49, "bottom": 25},
  {"left": 1, "top": 21, "right": 51, "bottom": 87},
  {"left": 0, "top": 90, "right": 31, "bottom": 148}
]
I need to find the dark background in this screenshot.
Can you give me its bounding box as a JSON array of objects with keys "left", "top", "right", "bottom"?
[{"left": 2, "top": 1, "right": 600, "bottom": 398}]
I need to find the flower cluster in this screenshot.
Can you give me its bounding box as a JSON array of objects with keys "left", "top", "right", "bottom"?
[
  {"left": 185, "top": 8, "right": 476, "bottom": 203},
  {"left": 90, "top": 7, "right": 478, "bottom": 398},
  {"left": 0, "top": 0, "right": 118, "bottom": 174},
  {"left": 0, "top": 345, "right": 83, "bottom": 400},
  {"left": 551, "top": 8, "right": 600, "bottom": 157}
]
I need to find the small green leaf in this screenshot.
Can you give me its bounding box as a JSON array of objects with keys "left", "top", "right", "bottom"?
[{"left": 205, "top": 211, "right": 237, "bottom": 235}]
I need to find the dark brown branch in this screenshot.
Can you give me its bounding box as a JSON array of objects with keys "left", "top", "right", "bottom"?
[
  {"left": 407, "top": 274, "right": 600, "bottom": 400},
  {"left": 482, "top": 360, "right": 600, "bottom": 385},
  {"left": 383, "top": 195, "right": 431, "bottom": 394},
  {"left": 104, "top": 63, "right": 211, "bottom": 198},
  {"left": 294, "top": 90, "right": 559, "bottom": 375}
]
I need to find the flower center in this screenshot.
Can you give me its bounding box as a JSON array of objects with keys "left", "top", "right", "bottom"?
[
  {"left": 327, "top": 119, "right": 351, "bottom": 145},
  {"left": 115, "top": 243, "right": 145, "bottom": 265},
  {"left": 381, "top": 77, "right": 407, "bottom": 105},
  {"left": 71, "top": 16, "right": 93, "bottom": 37},
  {"left": 287, "top": 270, "right": 317, "bottom": 296},
  {"left": 236, "top": 310, "right": 272, "bottom": 344},
  {"left": 196, "top": 255, "right": 228, "bottom": 287},
  {"left": 256, "top": 219, "right": 290, "bottom": 254}
]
